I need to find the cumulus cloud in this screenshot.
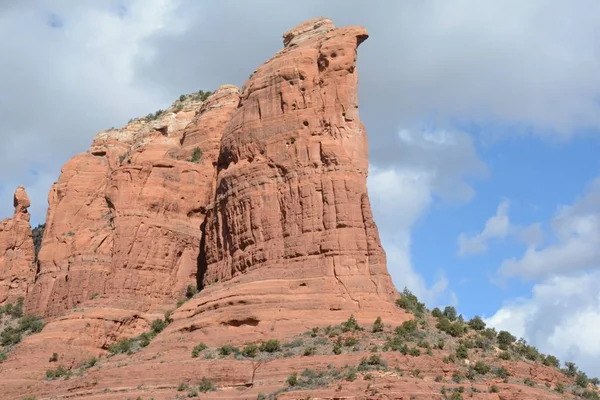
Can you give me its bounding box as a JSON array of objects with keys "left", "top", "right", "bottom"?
[
  {"left": 0, "top": 0, "right": 185, "bottom": 223},
  {"left": 368, "top": 128, "right": 486, "bottom": 306},
  {"left": 458, "top": 200, "right": 511, "bottom": 255},
  {"left": 499, "top": 177, "right": 600, "bottom": 280},
  {"left": 486, "top": 271, "right": 600, "bottom": 377}
]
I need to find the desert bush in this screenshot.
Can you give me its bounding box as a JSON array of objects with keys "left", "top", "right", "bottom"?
[
  {"left": 190, "top": 148, "right": 202, "bottom": 164},
  {"left": 443, "top": 306, "right": 457, "bottom": 321},
  {"left": 219, "top": 344, "right": 239, "bottom": 356},
  {"left": 497, "top": 330, "right": 516, "bottom": 349},
  {"left": 259, "top": 339, "right": 281, "bottom": 353},
  {"left": 474, "top": 361, "right": 491, "bottom": 375},
  {"left": 372, "top": 316, "right": 384, "bottom": 333},
  {"left": 108, "top": 338, "right": 134, "bottom": 355},
  {"left": 577, "top": 372, "right": 590, "bottom": 388},
  {"left": 242, "top": 343, "right": 259, "bottom": 358},
  {"left": 468, "top": 316, "right": 486, "bottom": 331},
  {"left": 191, "top": 343, "right": 208, "bottom": 358},
  {"left": 543, "top": 354, "right": 560, "bottom": 368},
  {"left": 395, "top": 288, "right": 426, "bottom": 317},
  {"left": 46, "top": 365, "right": 70, "bottom": 380},
  {"left": 198, "top": 377, "right": 214, "bottom": 392},
  {"left": 456, "top": 345, "right": 468, "bottom": 359},
  {"left": 494, "top": 366, "right": 510, "bottom": 379},
  {"left": 342, "top": 314, "right": 362, "bottom": 332}
]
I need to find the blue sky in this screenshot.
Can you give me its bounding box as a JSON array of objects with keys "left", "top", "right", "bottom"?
[
  {"left": 0, "top": 0, "right": 599, "bottom": 377},
  {"left": 408, "top": 132, "right": 599, "bottom": 316}
]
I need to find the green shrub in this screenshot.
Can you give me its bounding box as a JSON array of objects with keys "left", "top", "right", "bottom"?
[
  {"left": 524, "top": 377, "right": 535, "bottom": 386},
  {"left": 332, "top": 339, "right": 342, "bottom": 355},
  {"left": 395, "top": 288, "right": 426, "bottom": 317},
  {"left": 497, "top": 330, "right": 516, "bottom": 349},
  {"left": 577, "top": 372, "right": 590, "bottom": 388},
  {"left": 443, "top": 306, "right": 457, "bottom": 321},
  {"left": 345, "top": 368, "right": 357, "bottom": 381},
  {"left": 474, "top": 361, "right": 491, "bottom": 375},
  {"left": 395, "top": 319, "right": 418, "bottom": 337},
  {"left": 543, "top": 354, "right": 560, "bottom": 368},
  {"left": 242, "top": 344, "right": 259, "bottom": 358},
  {"left": 480, "top": 327, "right": 497, "bottom": 340},
  {"left": 198, "top": 377, "right": 214, "bottom": 392},
  {"left": 287, "top": 372, "right": 298, "bottom": 386},
  {"left": 468, "top": 316, "right": 486, "bottom": 331},
  {"left": 564, "top": 361, "right": 578, "bottom": 377},
  {"left": 372, "top": 316, "right": 384, "bottom": 333},
  {"left": 84, "top": 357, "right": 97, "bottom": 369},
  {"left": 189, "top": 148, "right": 203, "bottom": 164},
  {"left": 555, "top": 382, "right": 565, "bottom": 393},
  {"left": 46, "top": 365, "right": 70, "bottom": 380},
  {"left": 192, "top": 343, "right": 208, "bottom": 358},
  {"left": 259, "top": 339, "right": 281, "bottom": 353},
  {"left": 108, "top": 338, "right": 134, "bottom": 355},
  {"left": 437, "top": 338, "right": 445, "bottom": 349},
  {"left": 0, "top": 352, "right": 7, "bottom": 362},
  {"left": 449, "top": 392, "right": 463, "bottom": 400},
  {"left": 456, "top": 345, "right": 468, "bottom": 359},
  {"left": 431, "top": 307, "right": 443, "bottom": 318},
  {"left": 490, "top": 384, "right": 500, "bottom": 393},
  {"left": 219, "top": 344, "right": 239, "bottom": 356},
  {"left": 1, "top": 327, "right": 22, "bottom": 346},
  {"left": 177, "top": 382, "right": 189, "bottom": 391},
  {"left": 342, "top": 314, "right": 361, "bottom": 332},
  {"left": 452, "top": 372, "right": 463, "bottom": 383},
  {"left": 494, "top": 366, "right": 510, "bottom": 379},
  {"left": 151, "top": 318, "right": 168, "bottom": 334},
  {"left": 409, "top": 347, "right": 421, "bottom": 357},
  {"left": 343, "top": 336, "right": 359, "bottom": 347},
  {"left": 499, "top": 351, "right": 511, "bottom": 360}
]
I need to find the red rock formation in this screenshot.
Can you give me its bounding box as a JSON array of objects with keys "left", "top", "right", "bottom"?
[
  {"left": 0, "top": 187, "right": 35, "bottom": 305},
  {"left": 181, "top": 17, "right": 401, "bottom": 333},
  {"left": 0, "top": 18, "right": 596, "bottom": 400},
  {"left": 25, "top": 86, "right": 240, "bottom": 317}
]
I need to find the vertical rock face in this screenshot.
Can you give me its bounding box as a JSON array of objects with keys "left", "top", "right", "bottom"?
[
  {"left": 183, "top": 18, "right": 400, "bottom": 331},
  {"left": 0, "top": 187, "right": 35, "bottom": 305},
  {"left": 26, "top": 87, "right": 240, "bottom": 317}
]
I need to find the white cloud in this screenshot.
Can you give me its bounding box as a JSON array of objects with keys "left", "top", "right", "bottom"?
[
  {"left": 458, "top": 200, "right": 511, "bottom": 255},
  {"left": 486, "top": 271, "right": 600, "bottom": 377},
  {"left": 0, "top": 0, "right": 184, "bottom": 223},
  {"left": 499, "top": 177, "right": 600, "bottom": 280},
  {"left": 368, "top": 128, "right": 485, "bottom": 306}
]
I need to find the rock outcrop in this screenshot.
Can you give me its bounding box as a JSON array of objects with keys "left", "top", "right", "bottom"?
[
  {"left": 25, "top": 86, "right": 240, "bottom": 317},
  {"left": 178, "top": 17, "right": 401, "bottom": 334},
  {"left": 0, "top": 187, "right": 35, "bottom": 305}
]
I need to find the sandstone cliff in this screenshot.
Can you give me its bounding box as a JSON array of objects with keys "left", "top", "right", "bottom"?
[
  {"left": 0, "top": 187, "right": 35, "bottom": 305},
  {"left": 172, "top": 17, "right": 402, "bottom": 337},
  {"left": 25, "top": 86, "right": 240, "bottom": 317}
]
